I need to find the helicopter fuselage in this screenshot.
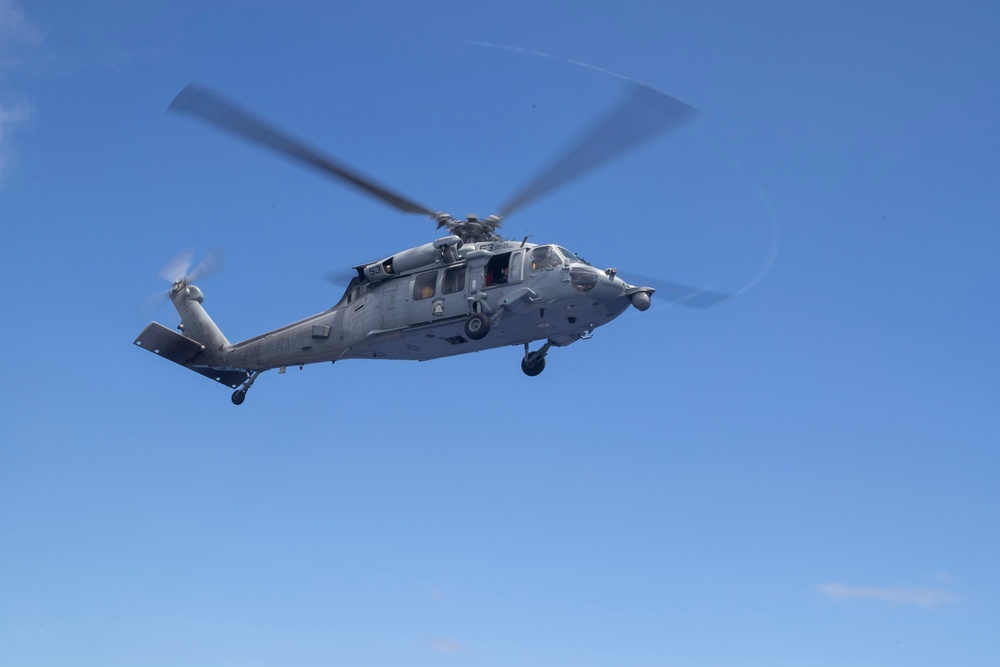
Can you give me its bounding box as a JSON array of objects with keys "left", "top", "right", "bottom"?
[
  {"left": 134, "top": 238, "right": 653, "bottom": 396},
  {"left": 267, "top": 239, "right": 638, "bottom": 365}
]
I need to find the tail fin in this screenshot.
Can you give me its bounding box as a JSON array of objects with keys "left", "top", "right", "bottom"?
[
  {"left": 134, "top": 283, "right": 248, "bottom": 389},
  {"left": 169, "top": 283, "right": 229, "bottom": 352}
]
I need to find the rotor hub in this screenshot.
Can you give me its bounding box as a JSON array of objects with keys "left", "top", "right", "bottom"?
[{"left": 435, "top": 212, "right": 503, "bottom": 244}]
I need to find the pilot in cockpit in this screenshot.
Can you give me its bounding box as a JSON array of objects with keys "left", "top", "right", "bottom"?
[{"left": 530, "top": 245, "right": 561, "bottom": 271}]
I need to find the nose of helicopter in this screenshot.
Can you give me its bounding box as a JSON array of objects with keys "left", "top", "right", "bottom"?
[
  {"left": 566, "top": 264, "right": 648, "bottom": 315},
  {"left": 560, "top": 262, "right": 656, "bottom": 320},
  {"left": 595, "top": 267, "right": 654, "bottom": 312},
  {"left": 592, "top": 268, "right": 626, "bottom": 300}
]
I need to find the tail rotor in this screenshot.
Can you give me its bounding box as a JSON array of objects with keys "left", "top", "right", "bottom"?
[
  {"left": 159, "top": 246, "right": 224, "bottom": 290},
  {"left": 139, "top": 247, "right": 225, "bottom": 321}
]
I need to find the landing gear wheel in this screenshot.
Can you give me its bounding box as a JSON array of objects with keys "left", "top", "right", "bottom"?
[
  {"left": 230, "top": 370, "right": 261, "bottom": 406},
  {"left": 464, "top": 312, "right": 491, "bottom": 340},
  {"left": 521, "top": 356, "right": 546, "bottom": 377}
]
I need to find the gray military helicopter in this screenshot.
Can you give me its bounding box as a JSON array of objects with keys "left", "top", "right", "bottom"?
[{"left": 134, "top": 83, "right": 730, "bottom": 405}]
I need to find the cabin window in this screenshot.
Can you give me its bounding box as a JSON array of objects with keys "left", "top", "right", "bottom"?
[
  {"left": 413, "top": 270, "right": 437, "bottom": 300},
  {"left": 442, "top": 265, "right": 467, "bottom": 294}
]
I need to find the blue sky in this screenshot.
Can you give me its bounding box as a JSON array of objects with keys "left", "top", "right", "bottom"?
[{"left": 2, "top": 1, "right": 998, "bottom": 665}]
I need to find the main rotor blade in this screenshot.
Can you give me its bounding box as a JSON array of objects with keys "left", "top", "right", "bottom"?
[
  {"left": 623, "top": 271, "right": 734, "bottom": 308},
  {"left": 323, "top": 267, "right": 357, "bottom": 286},
  {"left": 499, "top": 83, "right": 696, "bottom": 217},
  {"left": 647, "top": 280, "right": 733, "bottom": 308},
  {"left": 169, "top": 84, "right": 437, "bottom": 216}
]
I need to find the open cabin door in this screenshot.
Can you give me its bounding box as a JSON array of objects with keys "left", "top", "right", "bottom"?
[{"left": 484, "top": 250, "right": 524, "bottom": 288}]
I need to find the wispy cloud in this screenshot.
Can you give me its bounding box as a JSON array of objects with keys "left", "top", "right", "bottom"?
[
  {"left": 430, "top": 638, "right": 467, "bottom": 655},
  {"left": 0, "top": 0, "right": 40, "bottom": 183},
  {"left": 0, "top": 100, "right": 29, "bottom": 181},
  {"left": 818, "top": 582, "right": 957, "bottom": 608},
  {"left": 0, "top": 0, "right": 42, "bottom": 52}
]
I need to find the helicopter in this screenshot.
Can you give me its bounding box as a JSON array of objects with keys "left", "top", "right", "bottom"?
[{"left": 134, "top": 82, "right": 731, "bottom": 405}]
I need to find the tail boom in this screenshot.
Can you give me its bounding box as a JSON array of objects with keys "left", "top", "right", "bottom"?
[{"left": 134, "top": 282, "right": 249, "bottom": 388}]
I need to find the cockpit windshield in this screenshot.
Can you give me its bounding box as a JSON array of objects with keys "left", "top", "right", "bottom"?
[
  {"left": 556, "top": 246, "right": 589, "bottom": 265},
  {"left": 530, "top": 245, "right": 591, "bottom": 271}
]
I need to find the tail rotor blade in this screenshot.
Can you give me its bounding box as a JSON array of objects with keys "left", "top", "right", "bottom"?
[
  {"left": 137, "top": 289, "right": 171, "bottom": 323},
  {"left": 158, "top": 247, "right": 193, "bottom": 283},
  {"left": 188, "top": 246, "right": 224, "bottom": 283},
  {"left": 144, "top": 247, "right": 224, "bottom": 322}
]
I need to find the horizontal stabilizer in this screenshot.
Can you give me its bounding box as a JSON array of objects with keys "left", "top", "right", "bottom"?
[
  {"left": 134, "top": 322, "right": 249, "bottom": 388},
  {"left": 187, "top": 366, "right": 251, "bottom": 389},
  {"left": 135, "top": 322, "right": 203, "bottom": 363}
]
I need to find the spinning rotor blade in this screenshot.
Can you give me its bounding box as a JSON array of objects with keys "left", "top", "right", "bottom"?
[
  {"left": 499, "top": 83, "right": 696, "bottom": 217},
  {"left": 157, "top": 246, "right": 224, "bottom": 283},
  {"left": 140, "top": 247, "right": 225, "bottom": 322},
  {"left": 323, "top": 267, "right": 358, "bottom": 287},
  {"left": 187, "top": 245, "right": 224, "bottom": 283},
  {"left": 169, "top": 84, "right": 437, "bottom": 216},
  {"left": 157, "top": 247, "right": 194, "bottom": 283},
  {"left": 622, "top": 271, "right": 734, "bottom": 308},
  {"left": 138, "top": 290, "right": 171, "bottom": 321},
  {"left": 156, "top": 246, "right": 223, "bottom": 283},
  {"left": 647, "top": 280, "right": 733, "bottom": 309}
]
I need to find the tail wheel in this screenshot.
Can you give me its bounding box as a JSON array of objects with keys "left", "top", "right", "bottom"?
[
  {"left": 231, "top": 389, "right": 247, "bottom": 405},
  {"left": 464, "top": 312, "right": 491, "bottom": 340}
]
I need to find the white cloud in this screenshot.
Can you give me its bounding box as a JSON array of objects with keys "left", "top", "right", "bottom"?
[
  {"left": 0, "top": 101, "right": 30, "bottom": 181},
  {"left": 0, "top": 0, "right": 43, "bottom": 49},
  {"left": 430, "top": 638, "right": 467, "bottom": 655},
  {"left": 818, "top": 582, "right": 957, "bottom": 608},
  {"left": 0, "top": 0, "right": 40, "bottom": 182}
]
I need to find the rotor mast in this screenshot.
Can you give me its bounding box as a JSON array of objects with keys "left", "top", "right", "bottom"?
[{"left": 435, "top": 213, "right": 504, "bottom": 244}]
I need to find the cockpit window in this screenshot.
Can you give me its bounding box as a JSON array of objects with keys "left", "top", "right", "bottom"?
[
  {"left": 556, "top": 246, "right": 588, "bottom": 265},
  {"left": 530, "top": 245, "right": 562, "bottom": 271}
]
